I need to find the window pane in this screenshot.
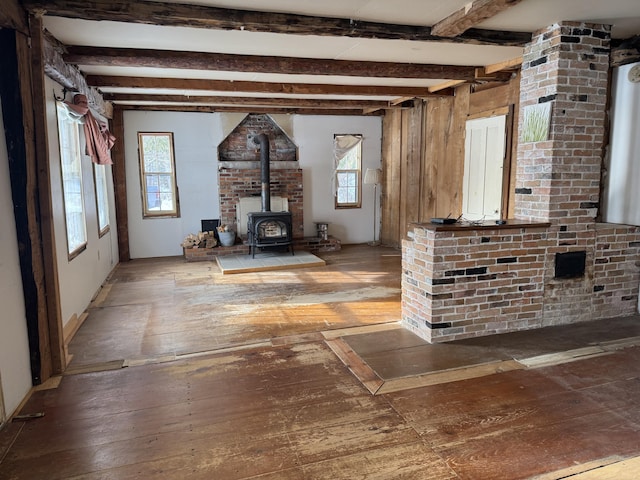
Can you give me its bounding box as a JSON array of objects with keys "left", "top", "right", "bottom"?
[
  {"left": 139, "top": 133, "right": 179, "bottom": 217},
  {"left": 160, "top": 192, "right": 175, "bottom": 210},
  {"left": 158, "top": 175, "right": 173, "bottom": 192},
  {"left": 56, "top": 103, "right": 87, "bottom": 255},
  {"left": 337, "top": 148, "right": 360, "bottom": 170},
  {"left": 334, "top": 134, "right": 362, "bottom": 208},
  {"left": 142, "top": 135, "right": 172, "bottom": 173}
]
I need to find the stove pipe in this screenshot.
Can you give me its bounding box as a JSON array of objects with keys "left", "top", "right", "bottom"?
[{"left": 252, "top": 133, "right": 270, "bottom": 212}]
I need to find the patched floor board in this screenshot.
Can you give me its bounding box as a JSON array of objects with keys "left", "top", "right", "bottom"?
[
  {"left": 527, "top": 455, "right": 631, "bottom": 480},
  {"left": 376, "top": 359, "right": 523, "bottom": 394},
  {"left": 558, "top": 455, "right": 640, "bottom": 479},
  {"left": 324, "top": 337, "right": 384, "bottom": 394}
]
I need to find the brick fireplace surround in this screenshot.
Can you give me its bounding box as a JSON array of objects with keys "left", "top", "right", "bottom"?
[
  {"left": 403, "top": 22, "right": 640, "bottom": 343},
  {"left": 185, "top": 114, "right": 341, "bottom": 261}
]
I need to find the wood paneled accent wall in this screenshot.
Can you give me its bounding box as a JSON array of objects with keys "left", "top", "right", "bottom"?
[{"left": 380, "top": 75, "right": 520, "bottom": 247}]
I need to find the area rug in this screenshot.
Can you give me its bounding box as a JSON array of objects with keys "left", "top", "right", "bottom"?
[{"left": 216, "top": 250, "right": 326, "bottom": 274}]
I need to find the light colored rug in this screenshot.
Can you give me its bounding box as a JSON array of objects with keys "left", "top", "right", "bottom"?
[{"left": 216, "top": 250, "right": 325, "bottom": 274}]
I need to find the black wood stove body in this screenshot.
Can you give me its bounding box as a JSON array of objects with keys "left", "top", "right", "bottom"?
[
  {"left": 247, "top": 211, "right": 293, "bottom": 258},
  {"left": 248, "top": 133, "right": 294, "bottom": 258}
]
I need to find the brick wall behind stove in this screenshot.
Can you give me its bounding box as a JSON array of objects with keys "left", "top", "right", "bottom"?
[
  {"left": 218, "top": 167, "right": 304, "bottom": 238},
  {"left": 218, "top": 114, "right": 297, "bottom": 162}
]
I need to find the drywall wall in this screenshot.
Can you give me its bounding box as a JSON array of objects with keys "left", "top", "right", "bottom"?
[
  {"left": 293, "top": 115, "right": 382, "bottom": 243},
  {"left": 124, "top": 111, "right": 222, "bottom": 258},
  {"left": 46, "top": 77, "right": 119, "bottom": 329},
  {"left": 0, "top": 96, "right": 33, "bottom": 421},
  {"left": 123, "top": 111, "right": 382, "bottom": 257}
]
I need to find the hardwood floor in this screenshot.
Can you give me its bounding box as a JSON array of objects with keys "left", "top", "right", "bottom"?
[
  {"left": 67, "top": 245, "right": 402, "bottom": 368},
  {"left": 2, "top": 245, "right": 640, "bottom": 479}
]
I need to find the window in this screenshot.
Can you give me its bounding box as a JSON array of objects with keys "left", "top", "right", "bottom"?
[
  {"left": 138, "top": 132, "right": 179, "bottom": 217},
  {"left": 56, "top": 102, "right": 87, "bottom": 257},
  {"left": 334, "top": 134, "right": 362, "bottom": 208},
  {"left": 94, "top": 163, "right": 110, "bottom": 235}
]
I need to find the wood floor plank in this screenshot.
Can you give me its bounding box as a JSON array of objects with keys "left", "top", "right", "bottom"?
[
  {"left": 438, "top": 410, "right": 640, "bottom": 480},
  {"left": 68, "top": 246, "right": 402, "bottom": 368},
  {"left": 301, "top": 441, "right": 457, "bottom": 480},
  {"left": 376, "top": 359, "right": 523, "bottom": 394},
  {"left": 324, "top": 338, "right": 384, "bottom": 394},
  {"left": 5, "top": 247, "right": 640, "bottom": 480},
  {"left": 527, "top": 455, "right": 628, "bottom": 480},
  {"left": 562, "top": 455, "right": 640, "bottom": 479}
]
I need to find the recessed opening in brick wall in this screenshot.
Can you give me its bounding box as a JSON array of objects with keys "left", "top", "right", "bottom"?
[
  {"left": 218, "top": 114, "right": 297, "bottom": 162},
  {"left": 554, "top": 251, "right": 586, "bottom": 279}
]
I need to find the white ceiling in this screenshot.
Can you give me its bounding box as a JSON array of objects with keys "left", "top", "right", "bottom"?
[{"left": 38, "top": 0, "right": 640, "bottom": 107}]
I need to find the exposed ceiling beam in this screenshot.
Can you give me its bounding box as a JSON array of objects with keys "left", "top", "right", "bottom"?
[
  {"left": 428, "top": 80, "right": 466, "bottom": 93},
  {"left": 431, "top": 0, "right": 525, "bottom": 37},
  {"left": 118, "top": 105, "right": 382, "bottom": 116},
  {"left": 65, "top": 46, "right": 478, "bottom": 80},
  {"left": 41, "top": 25, "right": 111, "bottom": 116},
  {"left": 103, "top": 93, "right": 392, "bottom": 109},
  {"left": 22, "top": 0, "right": 531, "bottom": 47},
  {"left": 1, "top": 0, "right": 28, "bottom": 33},
  {"left": 85, "top": 75, "right": 449, "bottom": 97},
  {"left": 473, "top": 68, "right": 513, "bottom": 81},
  {"left": 483, "top": 55, "right": 523, "bottom": 74},
  {"left": 389, "top": 96, "right": 416, "bottom": 105},
  {"left": 426, "top": 64, "right": 514, "bottom": 92}
]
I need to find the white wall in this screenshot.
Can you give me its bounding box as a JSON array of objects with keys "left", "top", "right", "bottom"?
[
  {"left": 293, "top": 115, "right": 382, "bottom": 243},
  {"left": 46, "top": 77, "right": 119, "bottom": 329},
  {"left": 0, "top": 97, "right": 33, "bottom": 422},
  {"left": 603, "top": 61, "right": 640, "bottom": 226},
  {"left": 124, "top": 111, "right": 382, "bottom": 256},
  {"left": 124, "top": 111, "right": 221, "bottom": 258}
]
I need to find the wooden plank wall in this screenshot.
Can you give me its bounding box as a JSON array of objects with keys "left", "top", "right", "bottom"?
[
  {"left": 380, "top": 110, "right": 402, "bottom": 245},
  {"left": 380, "top": 76, "right": 520, "bottom": 247},
  {"left": 399, "top": 106, "right": 423, "bottom": 242}
]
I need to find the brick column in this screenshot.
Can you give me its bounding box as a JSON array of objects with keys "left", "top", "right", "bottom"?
[
  {"left": 400, "top": 23, "right": 639, "bottom": 342},
  {"left": 515, "top": 22, "right": 611, "bottom": 325}
]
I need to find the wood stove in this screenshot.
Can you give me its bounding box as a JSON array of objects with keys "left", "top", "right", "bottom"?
[
  {"left": 247, "top": 211, "right": 293, "bottom": 258},
  {"left": 247, "top": 133, "right": 294, "bottom": 258}
]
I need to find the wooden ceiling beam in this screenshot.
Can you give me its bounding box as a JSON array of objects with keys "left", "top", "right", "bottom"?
[
  {"left": 1, "top": 0, "right": 28, "bottom": 33},
  {"left": 473, "top": 67, "right": 514, "bottom": 81},
  {"left": 65, "top": 46, "right": 478, "bottom": 80},
  {"left": 483, "top": 55, "right": 523, "bottom": 74},
  {"left": 428, "top": 80, "right": 466, "bottom": 93},
  {"left": 118, "top": 104, "right": 382, "bottom": 116},
  {"left": 104, "top": 93, "right": 391, "bottom": 109},
  {"left": 431, "top": 0, "right": 525, "bottom": 37},
  {"left": 22, "top": 0, "right": 531, "bottom": 47},
  {"left": 85, "top": 75, "right": 449, "bottom": 97}
]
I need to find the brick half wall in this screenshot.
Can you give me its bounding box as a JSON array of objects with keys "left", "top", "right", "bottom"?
[
  {"left": 402, "top": 224, "right": 549, "bottom": 342},
  {"left": 402, "top": 222, "right": 640, "bottom": 343}
]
